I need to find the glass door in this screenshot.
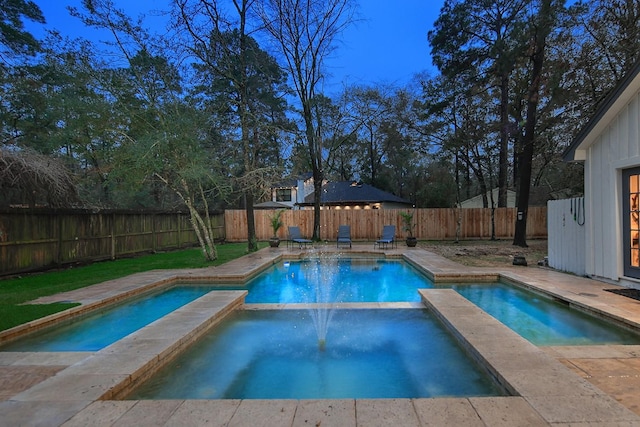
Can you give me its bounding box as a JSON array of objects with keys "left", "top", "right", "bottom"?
[{"left": 623, "top": 168, "right": 640, "bottom": 278}]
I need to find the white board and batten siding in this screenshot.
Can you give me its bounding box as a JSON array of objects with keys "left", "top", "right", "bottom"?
[
  {"left": 583, "top": 89, "right": 640, "bottom": 281},
  {"left": 548, "top": 198, "right": 586, "bottom": 276}
]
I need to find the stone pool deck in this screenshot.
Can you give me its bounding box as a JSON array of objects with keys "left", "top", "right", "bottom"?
[{"left": 1, "top": 244, "right": 640, "bottom": 426}]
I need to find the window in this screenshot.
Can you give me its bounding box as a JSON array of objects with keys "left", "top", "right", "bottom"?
[
  {"left": 623, "top": 168, "right": 640, "bottom": 278},
  {"left": 276, "top": 188, "right": 292, "bottom": 202}
]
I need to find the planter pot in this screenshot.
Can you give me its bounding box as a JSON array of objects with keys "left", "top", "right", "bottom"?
[
  {"left": 406, "top": 237, "right": 418, "bottom": 247},
  {"left": 269, "top": 238, "right": 280, "bottom": 248}
]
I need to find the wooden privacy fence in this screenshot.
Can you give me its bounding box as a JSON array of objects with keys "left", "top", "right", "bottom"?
[
  {"left": 0, "top": 209, "right": 224, "bottom": 276},
  {"left": 1, "top": 207, "right": 545, "bottom": 276},
  {"left": 224, "top": 207, "right": 547, "bottom": 242}
]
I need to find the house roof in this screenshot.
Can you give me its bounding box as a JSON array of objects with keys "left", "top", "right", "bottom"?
[
  {"left": 253, "top": 201, "right": 291, "bottom": 210},
  {"left": 300, "top": 181, "right": 412, "bottom": 206},
  {"left": 563, "top": 60, "right": 640, "bottom": 162}
]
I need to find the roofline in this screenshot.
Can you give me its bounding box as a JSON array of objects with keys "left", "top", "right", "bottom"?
[
  {"left": 563, "top": 60, "right": 640, "bottom": 162},
  {"left": 301, "top": 181, "right": 412, "bottom": 205},
  {"left": 296, "top": 201, "right": 413, "bottom": 206}
]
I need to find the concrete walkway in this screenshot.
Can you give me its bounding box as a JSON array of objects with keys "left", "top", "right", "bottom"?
[{"left": 1, "top": 244, "right": 640, "bottom": 426}]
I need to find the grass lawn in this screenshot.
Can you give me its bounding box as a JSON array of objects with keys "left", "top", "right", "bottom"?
[{"left": 0, "top": 242, "right": 265, "bottom": 332}]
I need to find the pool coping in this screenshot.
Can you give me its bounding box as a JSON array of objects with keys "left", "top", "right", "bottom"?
[
  {"left": 420, "top": 289, "right": 640, "bottom": 424},
  {"left": 2, "top": 245, "right": 640, "bottom": 425}
]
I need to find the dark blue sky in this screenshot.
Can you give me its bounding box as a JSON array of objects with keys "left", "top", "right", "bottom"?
[{"left": 30, "top": 0, "right": 442, "bottom": 88}]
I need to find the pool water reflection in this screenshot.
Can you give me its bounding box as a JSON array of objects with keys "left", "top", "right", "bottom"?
[{"left": 243, "top": 259, "right": 429, "bottom": 303}]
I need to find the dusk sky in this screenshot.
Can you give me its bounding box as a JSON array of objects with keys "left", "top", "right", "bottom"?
[{"left": 30, "top": 1, "right": 444, "bottom": 90}]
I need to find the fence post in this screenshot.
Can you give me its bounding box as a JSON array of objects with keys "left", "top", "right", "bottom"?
[
  {"left": 56, "top": 212, "right": 62, "bottom": 266},
  {"left": 151, "top": 213, "right": 157, "bottom": 253},
  {"left": 110, "top": 212, "right": 116, "bottom": 260}
]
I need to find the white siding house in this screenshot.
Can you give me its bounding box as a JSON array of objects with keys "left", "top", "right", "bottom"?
[{"left": 563, "top": 61, "right": 640, "bottom": 288}]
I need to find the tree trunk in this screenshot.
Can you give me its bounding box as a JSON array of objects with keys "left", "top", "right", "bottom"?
[
  {"left": 514, "top": 0, "right": 554, "bottom": 247},
  {"left": 498, "top": 74, "right": 510, "bottom": 208},
  {"left": 245, "top": 192, "right": 257, "bottom": 252},
  {"left": 303, "top": 102, "right": 323, "bottom": 241}
]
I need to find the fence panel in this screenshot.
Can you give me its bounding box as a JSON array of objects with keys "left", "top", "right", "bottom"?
[
  {"left": 0, "top": 211, "right": 59, "bottom": 274},
  {"left": 224, "top": 207, "right": 547, "bottom": 242},
  {"left": 59, "top": 212, "right": 112, "bottom": 263},
  {"left": 0, "top": 210, "right": 224, "bottom": 276}
]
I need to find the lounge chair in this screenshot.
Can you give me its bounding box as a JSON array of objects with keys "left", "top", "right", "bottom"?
[
  {"left": 374, "top": 225, "right": 397, "bottom": 249},
  {"left": 336, "top": 225, "right": 352, "bottom": 249},
  {"left": 288, "top": 226, "right": 312, "bottom": 249}
]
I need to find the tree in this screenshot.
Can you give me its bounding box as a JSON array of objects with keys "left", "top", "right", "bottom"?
[
  {"left": 341, "top": 85, "right": 399, "bottom": 185},
  {"left": 513, "top": 0, "right": 563, "bottom": 247},
  {"left": 259, "top": 0, "right": 356, "bottom": 240},
  {"left": 0, "top": 0, "right": 44, "bottom": 62},
  {"left": 174, "top": 0, "right": 288, "bottom": 252},
  {"left": 306, "top": 93, "right": 358, "bottom": 182},
  {"left": 417, "top": 73, "right": 498, "bottom": 208},
  {"left": 429, "top": 0, "right": 529, "bottom": 208},
  {"left": 73, "top": 0, "right": 225, "bottom": 260}
]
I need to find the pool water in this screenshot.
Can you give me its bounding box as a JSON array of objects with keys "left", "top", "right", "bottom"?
[
  {"left": 127, "top": 309, "right": 507, "bottom": 399},
  {"left": 10, "top": 258, "right": 637, "bottom": 353},
  {"left": 243, "top": 259, "right": 430, "bottom": 303},
  {"left": 0, "top": 286, "right": 217, "bottom": 352},
  {"left": 453, "top": 283, "right": 640, "bottom": 346},
  {"left": 239, "top": 259, "right": 640, "bottom": 346}
]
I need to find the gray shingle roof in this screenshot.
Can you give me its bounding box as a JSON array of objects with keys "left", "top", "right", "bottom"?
[
  {"left": 302, "top": 181, "right": 411, "bottom": 206},
  {"left": 253, "top": 201, "right": 291, "bottom": 209}
]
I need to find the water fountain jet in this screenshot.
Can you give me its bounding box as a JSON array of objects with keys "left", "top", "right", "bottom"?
[{"left": 301, "top": 252, "right": 344, "bottom": 351}]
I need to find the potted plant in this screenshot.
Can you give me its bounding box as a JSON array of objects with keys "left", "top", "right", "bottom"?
[
  {"left": 400, "top": 211, "right": 417, "bottom": 247},
  {"left": 268, "top": 209, "right": 285, "bottom": 247}
]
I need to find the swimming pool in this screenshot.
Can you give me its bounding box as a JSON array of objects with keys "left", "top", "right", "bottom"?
[
  {"left": 11, "top": 257, "right": 638, "bottom": 352},
  {"left": 452, "top": 283, "right": 640, "bottom": 346},
  {"left": 127, "top": 308, "right": 507, "bottom": 399},
  {"left": 242, "top": 258, "right": 429, "bottom": 303},
  {"left": 0, "top": 286, "right": 218, "bottom": 352},
  {"left": 237, "top": 258, "right": 640, "bottom": 346}
]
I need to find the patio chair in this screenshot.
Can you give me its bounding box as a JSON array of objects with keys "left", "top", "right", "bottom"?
[
  {"left": 374, "top": 225, "right": 397, "bottom": 249},
  {"left": 287, "top": 226, "right": 312, "bottom": 249},
  {"left": 336, "top": 225, "right": 352, "bottom": 249}
]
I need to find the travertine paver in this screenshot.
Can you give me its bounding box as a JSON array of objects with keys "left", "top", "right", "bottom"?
[
  {"left": 549, "top": 346, "right": 640, "bottom": 416},
  {"left": 11, "top": 371, "right": 131, "bottom": 402},
  {"left": 163, "top": 400, "right": 242, "bottom": 427},
  {"left": 62, "top": 401, "right": 138, "bottom": 427},
  {"left": 412, "top": 398, "right": 484, "bottom": 426},
  {"left": 292, "top": 399, "right": 356, "bottom": 427},
  {"left": 588, "top": 374, "right": 640, "bottom": 416},
  {"left": 0, "top": 365, "right": 66, "bottom": 399},
  {"left": 2, "top": 245, "right": 640, "bottom": 426},
  {"left": 111, "top": 400, "right": 183, "bottom": 427},
  {"left": 226, "top": 399, "right": 298, "bottom": 427},
  {"left": 0, "top": 400, "right": 91, "bottom": 427},
  {"left": 525, "top": 393, "right": 638, "bottom": 424},
  {"left": 355, "top": 399, "right": 421, "bottom": 427},
  {"left": 468, "top": 397, "right": 548, "bottom": 427}
]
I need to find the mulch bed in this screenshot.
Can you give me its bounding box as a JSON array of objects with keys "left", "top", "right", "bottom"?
[{"left": 605, "top": 288, "right": 640, "bottom": 302}]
